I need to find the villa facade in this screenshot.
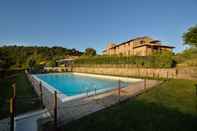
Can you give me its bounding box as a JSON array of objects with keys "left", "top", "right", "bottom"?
[{"left": 103, "top": 36, "right": 174, "bottom": 56}]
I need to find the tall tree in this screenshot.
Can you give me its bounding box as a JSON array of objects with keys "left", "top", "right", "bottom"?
[
  {"left": 84, "top": 48, "right": 96, "bottom": 56},
  {"left": 0, "top": 49, "right": 11, "bottom": 70},
  {"left": 183, "top": 25, "right": 197, "bottom": 47}
]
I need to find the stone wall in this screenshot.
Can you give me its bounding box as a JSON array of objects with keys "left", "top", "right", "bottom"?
[
  {"left": 72, "top": 66, "right": 197, "bottom": 80},
  {"left": 72, "top": 67, "right": 177, "bottom": 79},
  {"left": 44, "top": 66, "right": 197, "bottom": 80},
  {"left": 176, "top": 67, "right": 197, "bottom": 80}
]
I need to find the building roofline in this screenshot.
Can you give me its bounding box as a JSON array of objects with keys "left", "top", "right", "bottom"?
[
  {"left": 110, "top": 36, "right": 150, "bottom": 49},
  {"left": 133, "top": 44, "right": 175, "bottom": 49},
  {"left": 103, "top": 36, "right": 174, "bottom": 52},
  {"left": 103, "top": 36, "right": 152, "bottom": 51}
]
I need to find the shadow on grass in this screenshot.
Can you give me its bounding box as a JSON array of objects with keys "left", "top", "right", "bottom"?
[{"left": 55, "top": 100, "right": 197, "bottom": 131}]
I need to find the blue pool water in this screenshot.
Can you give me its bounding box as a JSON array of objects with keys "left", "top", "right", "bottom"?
[{"left": 35, "top": 73, "right": 129, "bottom": 96}]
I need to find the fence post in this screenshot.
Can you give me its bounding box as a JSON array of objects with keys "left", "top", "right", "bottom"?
[
  {"left": 144, "top": 79, "right": 146, "bottom": 90},
  {"left": 94, "top": 88, "right": 96, "bottom": 95},
  {"left": 196, "top": 86, "right": 197, "bottom": 97},
  {"left": 118, "top": 80, "right": 121, "bottom": 103},
  {"left": 196, "top": 86, "right": 197, "bottom": 113},
  {"left": 10, "top": 98, "right": 14, "bottom": 131},
  {"left": 39, "top": 81, "right": 44, "bottom": 109},
  {"left": 167, "top": 71, "right": 169, "bottom": 80},
  {"left": 54, "top": 91, "right": 57, "bottom": 130},
  {"left": 86, "top": 89, "right": 88, "bottom": 96},
  {"left": 153, "top": 72, "right": 155, "bottom": 79},
  {"left": 175, "top": 68, "right": 178, "bottom": 78},
  {"left": 10, "top": 83, "right": 16, "bottom": 131}
]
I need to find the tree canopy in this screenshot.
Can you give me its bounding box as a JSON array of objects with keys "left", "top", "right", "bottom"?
[
  {"left": 0, "top": 49, "right": 12, "bottom": 70},
  {"left": 0, "top": 45, "right": 82, "bottom": 70},
  {"left": 84, "top": 48, "right": 96, "bottom": 56},
  {"left": 183, "top": 25, "right": 197, "bottom": 47}
]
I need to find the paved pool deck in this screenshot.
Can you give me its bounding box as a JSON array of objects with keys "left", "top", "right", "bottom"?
[
  {"left": 0, "top": 110, "right": 50, "bottom": 131},
  {"left": 55, "top": 79, "right": 161, "bottom": 125},
  {"left": 15, "top": 109, "right": 50, "bottom": 131}
]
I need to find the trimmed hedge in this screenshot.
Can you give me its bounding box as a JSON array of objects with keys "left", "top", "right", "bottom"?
[{"left": 74, "top": 53, "right": 176, "bottom": 68}]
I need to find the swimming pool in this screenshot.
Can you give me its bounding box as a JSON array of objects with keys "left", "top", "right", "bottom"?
[{"left": 34, "top": 73, "right": 132, "bottom": 96}]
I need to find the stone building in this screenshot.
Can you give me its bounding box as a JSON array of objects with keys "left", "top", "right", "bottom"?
[{"left": 103, "top": 36, "right": 174, "bottom": 56}]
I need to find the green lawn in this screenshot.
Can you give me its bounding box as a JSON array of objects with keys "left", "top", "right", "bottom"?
[
  {"left": 0, "top": 72, "right": 42, "bottom": 119},
  {"left": 57, "top": 79, "right": 197, "bottom": 131}
]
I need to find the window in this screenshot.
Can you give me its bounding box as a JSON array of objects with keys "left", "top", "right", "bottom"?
[{"left": 140, "top": 40, "right": 144, "bottom": 44}]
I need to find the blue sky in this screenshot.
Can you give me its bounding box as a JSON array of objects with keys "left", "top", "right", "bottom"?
[{"left": 0, "top": 0, "right": 196, "bottom": 53}]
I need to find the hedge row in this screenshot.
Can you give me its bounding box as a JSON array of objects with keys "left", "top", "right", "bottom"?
[{"left": 74, "top": 54, "right": 176, "bottom": 68}]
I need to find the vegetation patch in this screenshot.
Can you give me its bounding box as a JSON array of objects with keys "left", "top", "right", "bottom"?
[{"left": 74, "top": 52, "right": 175, "bottom": 68}]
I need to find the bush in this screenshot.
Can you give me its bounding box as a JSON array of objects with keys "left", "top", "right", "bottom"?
[
  {"left": 175, "top": 48, "right": 197, "bottom": 64},
  {"left": 46, "top": 60, "right": 57, "bottom": 67}
]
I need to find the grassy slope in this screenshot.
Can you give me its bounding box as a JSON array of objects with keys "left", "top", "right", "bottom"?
[
  {"left": 59, "top": 79, "right": 197, "bottom": 131},
  {"left": 0, "top": 72, "right": 41, "bottom": 119}
]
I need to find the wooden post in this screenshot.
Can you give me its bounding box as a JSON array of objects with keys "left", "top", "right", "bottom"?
[
  {"left": 12, "top": 83, "right": 16, "bottom": 99},
  {"left": 196, "top": 86, "right": 197, "bottom": 96},
  {"left": 118, "top": 80, "right": 121, "bottom": 102},
  {"left": 144, "top": 79, "right": 146, "bottom": 90},
  {"left": 54, "top": 91, "right": 57, "bottom": 130},
  {"left": 167, "top": 71, "right": 169, "bottom": 79},
  {"left": 175, "top": 68, "right": 178, "bottom": 78},
  {"left": 39, "top": 81, "right": 44, "bottom": 108},
  {"left": 196, "top": 86, "right": 197, "bottom": 113},
  {"left": 138, "top": 67, "right": 140, "bottom": 77},
  {"left": 86, "top": 89, "right": 88, "bottom": 96},
  {"left": 95, "top": 88, "right": 96, "bottom": 95},
  {"left": 10, "top": 83, "right": 16, "bottom": 131},
  {"left": 10, "top": 98, "right": 14, "bottom": 131},
  {"left": 153, "top": 72, "right": 155, "bottom": 79}
]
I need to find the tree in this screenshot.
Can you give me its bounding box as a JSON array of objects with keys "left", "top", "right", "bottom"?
[
  {"left": 183, "top": 25, "right": 197, "bottom": 47},
  {"left": 0, "top": 49, "right": 11, "bottom": 70},
  {"left": 46, "top": 60, "right": 57, "bottom": 67},
  {"left": 84, "top": 48, "right": 96, "bottom": 56},
  {"left": 152, "top": 51, "right": 175, "bottom": 68},
  {"left": 27, "top": 57, "right": 36, "bottom": 69},
  {"left": 0, "top": 46, "right": 83, "bottom": 70}
]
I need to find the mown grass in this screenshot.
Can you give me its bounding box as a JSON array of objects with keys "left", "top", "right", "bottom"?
[
  {"left": 0, "top": 72, "right": 41, "bottom": 119},
  {"left": 56, "top": 79, "right": 197, "bottom": 131}
]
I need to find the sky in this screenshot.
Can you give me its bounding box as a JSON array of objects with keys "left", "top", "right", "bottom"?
[{"left": 0, "top": 0, "right": 196, "bottom": 53}]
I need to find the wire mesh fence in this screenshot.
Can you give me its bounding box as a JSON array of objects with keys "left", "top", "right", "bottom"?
[
  {"left": 27, "top": 72, "right": 138, "bottom": 127},
  {"left": 27, "top": 72, "right": 162, "bottom": 129},
  {"left": 0, "top": 72, "right": 161, "bottom": 131}
]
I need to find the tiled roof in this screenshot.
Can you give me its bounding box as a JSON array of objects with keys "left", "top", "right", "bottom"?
[{"left": 103, "top": 36, "right": 174, "bottom": 52}]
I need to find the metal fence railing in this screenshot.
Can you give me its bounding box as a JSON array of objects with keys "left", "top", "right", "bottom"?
[
  {"left": 26, "top": 71, "right": 161, "bottom": 129},
  {"left": 2, "top": 71, "right": 161, "bottom": 131},
  {"left": 27, "top": 72, "right": 138, "bottom": 126}
]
